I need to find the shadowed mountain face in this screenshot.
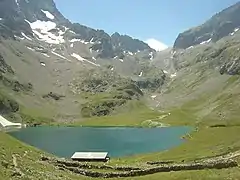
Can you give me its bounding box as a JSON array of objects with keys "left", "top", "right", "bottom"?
[{"left": 174, "top": 2, "right": 240, "bottom": 49}]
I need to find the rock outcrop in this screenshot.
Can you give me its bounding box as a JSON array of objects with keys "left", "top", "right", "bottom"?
[
  {"left": 220, "top": 57, "right": 240, "bottom": 75},
  {"left": 0, "top": 54, "right": 14, "bottom": 74},
  {"left": 0, "top": 91, "right": 19, "bottom": 114},
  {"left": 42, "top": 92, "right": 65, "bottom": 101}
]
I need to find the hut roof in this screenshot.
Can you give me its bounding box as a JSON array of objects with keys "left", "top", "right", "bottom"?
[{"left": 71, "top": 152, "right": 108, "bottom": 159}]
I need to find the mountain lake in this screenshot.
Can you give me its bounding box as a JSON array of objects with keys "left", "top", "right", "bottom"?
[{"left": 8, "top": 126, "right": 191, "bottom": 158}]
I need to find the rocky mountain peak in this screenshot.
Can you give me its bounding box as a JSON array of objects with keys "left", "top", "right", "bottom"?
[
  {"left": 174, "top": 2, "right": 240, "bottom": 49},
  {"left": 111, "top": 32, "right": 121, "bottom": 38},
  {"left": 0, "top": 0, "right": 153, "bottom": 59},
  {"left": 18, "top": 0, "right": 68, "bottom": 24}
]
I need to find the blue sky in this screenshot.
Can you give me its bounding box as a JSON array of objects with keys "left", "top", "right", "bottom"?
[{"left": 55, "top": 0, "right": 239, "bottom": 48}]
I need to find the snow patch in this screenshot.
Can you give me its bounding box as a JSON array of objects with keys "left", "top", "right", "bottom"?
[
  {"left": 200, "top": 38, "right": 211, "bottom": 45},
  {"left": 64, "top": 27, "right": 69, "bottom": 32},
  {"left": 26, "top": 46, "right": 35, "bottom": 51},
  {"left": 151, "top": 95, "right": 157, "bottom": 99},
  {"left": 71, "top": 53, "right": 85, "bottom": 62},
  {"left": 81, "top": 40, "right": 90, "bottom": 44},
  {"left": 119, "top": 59, "right": 124, "bottom": 62},
  {"left": 41, "top": 53, "right": 50, "bottom": 58},
  {"left": 170, "top": 72, "right": 177, "bottom": 78},
  {"left": 139, "top": 71, "right": 143, "bottom": 77},
  {"left": 71, "top": 53, "right": 100, "bottom": 67},
  {"left": 149, "top": 52, "right": 154, "bottom": 60},
  {"left": 41, "top": 10, "right": 55, "bottom": 20},
  {"left": 26, "top": 20, "right": 56, "bottom": 31},
  {"left": 26, "top": 20, "right": 65, "bottom": 44},
  {"left": 92, "top": 57, "right": 96, "bottom": 61},
  {"left": 111, "top": 67, "right": 114, "bottom": 71},
  {"left": 90, "top": 38, "right": 95, "bottom": 44},
  {"left": 85, "top": 60, "right": 100, "bottom": 67},
  {"left": 33, "top": 29, "right": 64, "bottom": 44},
  {"left": 52, "top": 51, "right": 71, "bottom": 62},
  {"left": 187, "top": 46, "right": 194, "bottom": 50},
  {"left": 70, "top": 38, "right": 81, "bottom": 43},
  {"left": 163, "top": 70, "right": 168, "bottom": 74},
  {"left": 171, "top": 50, "right": 177, "bottom": 56},
  {"left": 69, "top": 30, "right": 76, "bottom": 34},
  {"left": 113, "top": 56, "right": 118, "bottom": 59},
  {"left": 15, "top": 0, "right": 19, "bottom": 6},
  {"left": 21, "top": 32, "right": 32, "bottom": 41},
  {"left": 58, "top": 28, "right": 67, "bottom": 36},
  {"left": 70, "top": 43, "right": 73, "bottom": 48},
  {"left": 81, "top": 40, "right": 89, "bottom": 44},
  {"left": 128, "top": 51, "right": 133, "bottom": 55},
  {"left": 0, "top": 18, "right": 3, "bottom": 21},
  {"left": 70, "top": 38, "right": 90, "bottom": 44},
  {"left": 16, "top": 36, "right": 25, "bottom": 40},
  {"left": 230, "top": 28, "right": 239, "bottom": 36},
  {"left": 40, "top": 62, "right": 46, "bottom": 67}
]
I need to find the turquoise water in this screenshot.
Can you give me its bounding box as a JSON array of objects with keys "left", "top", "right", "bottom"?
[{"left": 9, "top": 126, "right": 191, "bottom": 158}]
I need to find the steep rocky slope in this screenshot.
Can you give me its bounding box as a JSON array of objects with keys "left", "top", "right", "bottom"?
[
  {"left": 0, "top": 0, "right": 162, "bottom": 124},
  {"left": 174, "top": 2, "right": 240, "bottom": 49},
  {"left": 0, "top": 0, "right": 154, "bottom": 59},
  {"left": 151, "top": 26, "right": 240, "bottom": 126}
]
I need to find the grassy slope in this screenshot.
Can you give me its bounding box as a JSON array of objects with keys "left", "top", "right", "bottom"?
[
  {"left": 0, "top": 39, "right": 89, "bottom": 123},
  {"left": 0, "top": 132, "right": 83, "bottom": 180},
  {"left": 1, "top": 78, "right": 240, "bottom": 180},
  {"left": 70, "top": 101, "right": 163, "bottom": 127},
  {"left": 68, "top": 73, "right": 240, "bottom": 128},
  {"left": 1, "top": 126, "right": 240, "bottom": 180},
  {"left": 2, "top": 86, "right": 240, "bottom": 180}
]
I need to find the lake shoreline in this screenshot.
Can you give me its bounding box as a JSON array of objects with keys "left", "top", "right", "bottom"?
[
  {"left": 9, "top": 126, "right": 191, "bottom": 158},
  {"left": 27, "top": 120, "right": 175, "bottom": 128},
  {"left": 3, "top": 125, "right": 240, "bottom": 180},
  {"left": 24, "top": 123, "right": 189, "bottom": 129}
]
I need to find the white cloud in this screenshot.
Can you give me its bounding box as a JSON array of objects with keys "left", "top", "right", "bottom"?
[{"left": 145, "top": 38, "right": 168, "bottom": 51}]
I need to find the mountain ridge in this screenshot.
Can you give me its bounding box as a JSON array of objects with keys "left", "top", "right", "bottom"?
[
  {"left": 174, "top": 1, "right": 240, "bottom": 49},
  {"left": 0, "top": 0, "right": 154, "bottom": 59}
]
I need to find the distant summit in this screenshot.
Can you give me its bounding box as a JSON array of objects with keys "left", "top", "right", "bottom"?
[{"left": 174, "top": 2, "right": 240, "bottom": 49}]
